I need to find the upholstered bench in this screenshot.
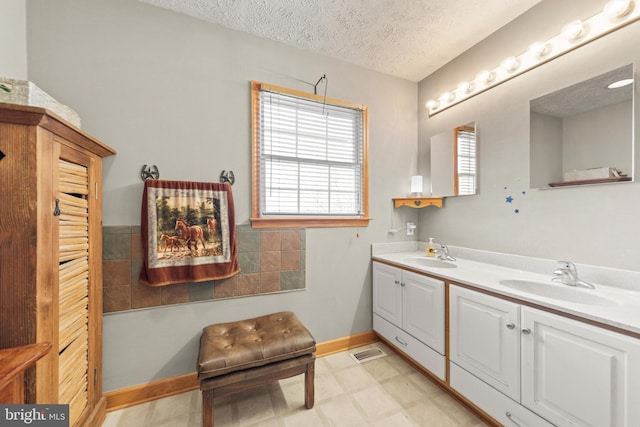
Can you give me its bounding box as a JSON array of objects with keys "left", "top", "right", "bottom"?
[{"left": 197, "top": 311, "right": 316, "bottom": 427}]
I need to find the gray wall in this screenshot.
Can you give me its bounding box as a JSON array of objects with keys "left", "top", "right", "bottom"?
[
  {"left": 430, "top": 129, "right": 455, "bottom": 196},
  {"left": 418, "top": 0, "right": 640, "bottom": 271},
  {"left": 1, "top": 0, "right": 27, "bottom": 80},
  {"left": 562, "top": 100, "right": 632, "bottom": 173},
  {"left": 26, "top": 0, "right": 419, "bottom": 391},
  {"left": 530, "top": 111, "right": 563, "bottom": 187}
]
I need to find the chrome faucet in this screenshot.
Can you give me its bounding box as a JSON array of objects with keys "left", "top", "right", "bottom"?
[
  {"left": 434, "top": 244, "right": 456, "bottom": 262},
  {"left": 553, "top": 261, "right": 595, "bottom": 289}
]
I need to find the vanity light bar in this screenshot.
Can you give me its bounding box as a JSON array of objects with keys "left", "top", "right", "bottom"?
[{"left": 426, "top": 0, "right": 640, "bottom": 116}]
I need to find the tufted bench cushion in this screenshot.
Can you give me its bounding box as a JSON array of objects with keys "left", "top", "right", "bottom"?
[{"left": 197, "top": 311, "right": 316, "bottom": 381}]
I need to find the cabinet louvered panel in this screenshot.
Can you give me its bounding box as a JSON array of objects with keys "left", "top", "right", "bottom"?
[
  {"left": 59, "top": 160, "right": 89, "bottom": 195},
  {"left": 58, "top": 159, "right": 89, "bottom": 427},
  {"left": 58, "top": 336, "right": 88, "bottom": 425},
  {"left": 58, "top": 276, "right": 88, "bottom": 351},
  {"left": 58, "top": 193, "right": 89, "bottom": 260}
]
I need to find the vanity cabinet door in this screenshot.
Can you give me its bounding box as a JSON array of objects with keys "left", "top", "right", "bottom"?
[
  {"left": 402, "top": 271, "right": 445, "bottom": 354},
  {"left": 372, "top": 262, "right": 403, "bottom": 328},
  {"left": 449, "top": 285, "right": 521, "bottom": 401},
  {"left": 521, "top": 307, "right": 640, "bottom": 427}
]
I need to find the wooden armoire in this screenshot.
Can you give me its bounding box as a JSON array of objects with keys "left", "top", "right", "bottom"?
[{"left": 0, "top": 102, "right": 116, "bottom": 426}]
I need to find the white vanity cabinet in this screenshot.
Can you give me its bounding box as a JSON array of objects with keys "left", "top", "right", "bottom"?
[
  {"left": 449, "top": 285, "right": 521, "bottom": 401},
  {"left": 372, "top": 261, "right": 445, "bottom": 379},
  {"left": 521, "top": 308, "right": 640, "bottom": 427},
  {"left": 372, "top": 261, "right": 403, "bottom": 327},
  {"left": 450, "top": 284, "right": 640, "bottom": 427}
]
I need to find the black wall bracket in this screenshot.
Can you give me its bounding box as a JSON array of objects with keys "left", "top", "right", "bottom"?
[
  {"left": 220, "top": 170, "right": 235, "bottom": 185},
  {"left": 140, "top": 164, "right": 159, "bottom": 181}
]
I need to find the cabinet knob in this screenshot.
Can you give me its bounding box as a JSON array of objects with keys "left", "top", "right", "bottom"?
[
  {"left": 394, "top": 336, "right": 408, "bottom": 346},
  {"left": 394, "top": 280, "right": 400, "bottom": 285},
  {"left": 400, "top": 282, "right": 405, "bottom": 287},
  {"left": 521, "top": 328, "right": 532, "bottom": 335},
  {"left": 505, "top": 412, "right": 522, "bottom": 426},
  {"left": 506, "top": 323, "right": 516, "bottom": 330}
]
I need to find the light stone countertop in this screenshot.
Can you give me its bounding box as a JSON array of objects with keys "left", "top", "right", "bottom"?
[{"left": 372, "top": 243, "right": 640, "bottom": 337}]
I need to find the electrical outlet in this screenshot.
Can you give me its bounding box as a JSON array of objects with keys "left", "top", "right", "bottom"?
[{"left": 407, "top": 222, "right": 416, "bottom": 236}]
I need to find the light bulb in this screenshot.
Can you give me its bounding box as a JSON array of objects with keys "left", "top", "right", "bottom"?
[
  {"left": 458, "top": 81, "right": 475, "bottom": 94},
  {"left": 477, "top": 70, "right": 495, "bottom": 84},
  {"left": 426, "top": 99, "right": 440, "bottom": 110},
  {"left": 442, "top": 92, "right": 456, "bottom": 103},
  {"left": 604, "top": 0, "right": 634, "bottom": 18},
  {"left": 562, "top": 20, "right": 585, "bottom": 41},
  {"left": 502, "top": 56, "right": 521, "bottom": 72},
  {"left": 529, "top": 41, "right": 550, "bottom": 58}
]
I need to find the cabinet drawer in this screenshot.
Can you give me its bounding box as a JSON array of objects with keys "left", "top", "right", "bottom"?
[
  {"left": 374, "top": 314, "right": 445, "bottom": 380},
  {"left": 450, "top": 363, "right": 554, "bottom": 427}
]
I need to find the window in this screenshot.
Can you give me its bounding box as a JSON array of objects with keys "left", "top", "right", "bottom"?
[
  {"left": 454, "top": 125, "right": 476, "bottom": 196},
  {"left": 251, "top": 81, "right": 370, "bottom": 228}
]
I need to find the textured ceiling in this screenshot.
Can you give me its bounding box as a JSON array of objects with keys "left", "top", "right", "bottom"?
[
  {"left": 531, "top": 64, "right": 633, "bottom": 118},
  {"left": 139, "top": 0, "right": 542, "bottom": 82}
]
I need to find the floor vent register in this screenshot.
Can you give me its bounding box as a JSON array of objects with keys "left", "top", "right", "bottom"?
[{"left": 348, "top": 347, "right": 387, "bottom": 364}]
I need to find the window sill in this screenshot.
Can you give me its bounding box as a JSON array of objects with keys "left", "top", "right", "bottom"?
[{"left": 250, "top": 217, "right": 372, "bottom": 229}]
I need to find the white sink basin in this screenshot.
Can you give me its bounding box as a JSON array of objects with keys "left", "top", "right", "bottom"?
[
  {"left": 499, "top": 279, "right": 618, "bottom": 306},
  {"left": 406, "top": 257, "right": 457, "bottom": 269}
]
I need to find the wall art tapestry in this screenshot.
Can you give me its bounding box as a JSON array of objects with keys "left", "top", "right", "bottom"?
[{"left": 139, "top": 180, "right": 239, "bottom": 286}]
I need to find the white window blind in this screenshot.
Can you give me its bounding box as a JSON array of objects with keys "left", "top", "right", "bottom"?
[
  {"left": 456, "top": 127, "right": 476, "bottom": 195},
  {"left": 258, "top": 88, "right": 365, "bottom": 216}
]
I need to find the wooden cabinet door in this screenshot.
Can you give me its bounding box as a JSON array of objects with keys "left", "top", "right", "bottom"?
[
  {"left": 449, "top": 285, "right": 521, "bottom": 401},
  {"left": 402, "top": 271, "right": 445, "bottom": 353},
  {"left": 521, "top": 307, "right": 640, "bottom": 427},
  {"left": 372, "top": 262, "right": 402, "bottom": 328},
  {"left": 56, "top": 142, "right": 104, "bottom": 427},
  {"left": 57, "top": 148, "right": 90, "bottom": 425}
]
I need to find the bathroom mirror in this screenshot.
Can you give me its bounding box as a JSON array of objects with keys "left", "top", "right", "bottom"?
[
  {"left": 431, "top": 122, "right": 477, "bottom": 197},
  {"left": 530, "top": 64, "right": 634, "bottom": 189}
]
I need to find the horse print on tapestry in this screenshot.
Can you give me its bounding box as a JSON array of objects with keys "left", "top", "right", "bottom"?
[{"left": 145, "top": 185, "right": 231, "bottom": 268}]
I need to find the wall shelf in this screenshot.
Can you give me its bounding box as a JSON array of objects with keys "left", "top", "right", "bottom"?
[{"left": 393, "top": 197, "right": 443, "bottom": 209}]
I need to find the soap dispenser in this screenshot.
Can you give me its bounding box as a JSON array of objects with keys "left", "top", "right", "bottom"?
[{"left": 426, "top": 237, "right": 436, "bottom": 257}]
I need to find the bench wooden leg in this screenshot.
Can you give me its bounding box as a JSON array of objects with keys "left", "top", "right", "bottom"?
[
  {"left": 200, "top": 354, "right": 315, "bottom": 424},
  {"left": 305, "top": 360, "right": 315, "bottom": 409},
  {"left": 202, "top": 388, "right": 214, "bottom": 427}
]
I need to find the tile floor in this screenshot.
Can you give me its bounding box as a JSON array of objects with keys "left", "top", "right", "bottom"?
[{"left": 102, "top": 343, "right": 488, "bottom": 426}]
